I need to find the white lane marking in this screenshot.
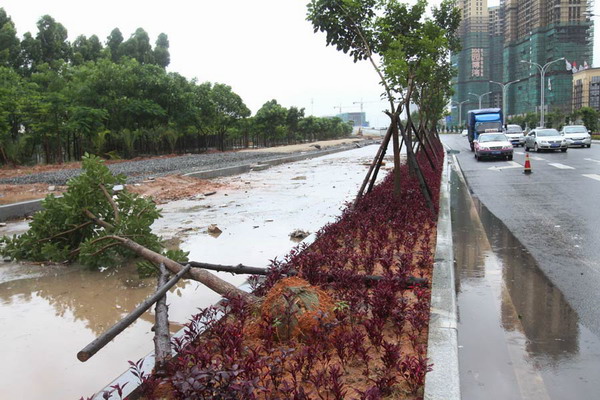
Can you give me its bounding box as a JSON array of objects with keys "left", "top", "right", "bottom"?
[
  {"left": 488, "top": 161, "right": 523, "bottom": 171},
  {"left": 583, "top": 174, "right": 600, "bottom": 182},
  {"left": 514, "top": 151, "right": 525, "bottom": 155},
  {"left": 548, "top": 163, "right": 575, "bottom": 170},
  {"left": 525, "top": 154, "right": 546, "bottom": 161},
  {"left": 584, "top": 158, "right": 600, "bottom": 164}
]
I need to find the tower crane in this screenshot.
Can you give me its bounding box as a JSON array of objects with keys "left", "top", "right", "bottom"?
[{"left": 333, "top": 104, "right": 354, "bottom": 114}]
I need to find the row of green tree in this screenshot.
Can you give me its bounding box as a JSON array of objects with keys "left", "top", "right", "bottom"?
[{"left": 0, "top": 9, "right": 351, "bottom": 165}]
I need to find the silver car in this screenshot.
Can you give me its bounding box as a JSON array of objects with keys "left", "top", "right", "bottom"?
[
  {"left": 560, "top": 125, "right": 592, "bottom": 148},
  {"left": 505, "top": 124, "right": 525, "bottom": 147},
  {"left": 524, "top": 128, "right": 568, "bottom": 152}
]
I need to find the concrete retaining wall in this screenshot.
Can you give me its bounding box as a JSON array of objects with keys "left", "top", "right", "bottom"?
[{"left": 0, "top": 198, "right": 45, "bottom": 222}]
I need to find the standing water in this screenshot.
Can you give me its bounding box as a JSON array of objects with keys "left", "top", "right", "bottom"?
[
  {"left": 451, "top": 166, "right": 600, "bottom": 399},
  {"left": 0, "top": 144, "right": 387, "bottom": 399}
]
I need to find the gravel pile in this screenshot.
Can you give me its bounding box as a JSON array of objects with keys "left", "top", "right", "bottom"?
[
  {"left": 0, "top": 141, "right": 371, "bottom": 185},
  {"left": 0, "top": 151, "right": 286, "bottom": 185}
]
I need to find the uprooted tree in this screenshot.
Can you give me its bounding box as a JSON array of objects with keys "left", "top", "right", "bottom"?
[
  {"left": 0, "top": 154, "right": 251, "bottom": 301},
  {"left": 307, "top": 0, "right": 461, "bottom": 211}
]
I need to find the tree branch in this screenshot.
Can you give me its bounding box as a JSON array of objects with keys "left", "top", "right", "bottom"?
[
  {"left": 85, "top": 242, "right": 121, "bottom": 258},
  {"left": 335, "top": 1, "right": 396, "bottom": 113},
  {"left": 83, "top": 209, "right": 115, "bottom": 231},
  {"left": 99, "top": 184, "right": 120, "bottom": 224},
  {"left": 38, "top": 221, "right": 93, "bottom": 243}
]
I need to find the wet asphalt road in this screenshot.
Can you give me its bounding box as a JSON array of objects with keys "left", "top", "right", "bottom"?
[
  {"left": 442, "top": 134, "right": 600, "bottom": 337},
  {"left": 450, "top": 166, "right": 600, "bottom": 399}
]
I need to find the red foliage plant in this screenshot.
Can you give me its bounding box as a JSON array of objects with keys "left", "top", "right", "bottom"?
[{"left": 133, "top": 140, "right": 443, "bottom": 399}]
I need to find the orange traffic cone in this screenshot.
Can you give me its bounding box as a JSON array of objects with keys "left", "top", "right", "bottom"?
[{"left": 523, "top": 153, "right": 532, "bottom": 174}]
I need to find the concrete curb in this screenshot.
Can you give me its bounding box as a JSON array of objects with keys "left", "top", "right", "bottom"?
[
  {"left": 183, "top": 145, "right": 360, "bottom": 180},
  {"left": 424, "top": 151, "right": 461, "bottom": 400},
  {"left": 0, "top": 142, "right": 373, "bottom": 222},
  {"left": 0, "top": 198, "right": 45, "bottom": 222}
]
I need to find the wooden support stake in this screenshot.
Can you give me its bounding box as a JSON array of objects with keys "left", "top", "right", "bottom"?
[
  {"left": 77, "top": 264, "right": 191, "bottom": 362},
  {"left": 185, "top": 260, "right": 429, "bottom": 288},
  {"left": 153, "top": 263, "right": 171, "bottom": 376},
  {"left": 186, "top": 261, "right": 270, "bottom": 276},
  {"left": 108, "top": 236, "right": 255, "bottom": 302},
  {"left": 355, "top": 125, "right": 393, "bottom": 204},
  {"left": 399, "top": 122, "right": 435, "bottom": 213}
]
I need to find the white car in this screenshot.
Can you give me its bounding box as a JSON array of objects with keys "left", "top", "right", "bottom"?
[
  {"left": 524, "top": 128, "right": 568, "bottom": 152},
  {"left": 474, "top": 133, "right": 514, "bottom": 161},
  {"left": 560, "top": 125, "right": 592, "bottom": 148},
  {"left": 505, "top": 124, "right": 525, "bottom": 147}
]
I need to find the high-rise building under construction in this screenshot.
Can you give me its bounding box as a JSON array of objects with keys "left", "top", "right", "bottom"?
[{"left": 451, "top": 0, "right": 594, "bottom": 127}]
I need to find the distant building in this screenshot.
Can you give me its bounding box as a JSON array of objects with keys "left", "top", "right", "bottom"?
[
  {"left": 451, "top": 0, "right": 594, "bottom": 126},
  {"left": 335, "top": 112, "right": 368, "bottom": 127},
  {"left": 502, "top": 0, "right": 593, "bottom": 117},
  {"left": 451, "top": 0, "right": 491, "bottom": 127},
  {"left": 572, "top": 67, "right": 600, "bottom": 111}
]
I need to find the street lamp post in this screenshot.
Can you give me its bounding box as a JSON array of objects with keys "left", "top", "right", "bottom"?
[
  {"left": 469, "top": 91, "right": 492, "bottom": 109},
  {"left": 489, "top": 79, "right": 519, "bottom": 125},
  {"left": 452, "top": 99, "right": 469, "bottom": 128},
  {"left": 520, "top": 57, "right": 565, "bottom": 128}
]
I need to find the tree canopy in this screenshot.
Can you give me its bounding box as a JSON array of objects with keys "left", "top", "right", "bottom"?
[
  {"left": 307, "top": 0, "right": 460, "bottom": 205},
  {"left": 0, "top": 8, "right": 350, "bottom": 165}
]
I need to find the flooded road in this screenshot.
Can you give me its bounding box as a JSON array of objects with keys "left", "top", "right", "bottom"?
[
  {"left": 451, "top": 165, "right": 600, "bottom": 399},
  {"left": 0, "top": 144, "right": 387, "bottom": 399}
]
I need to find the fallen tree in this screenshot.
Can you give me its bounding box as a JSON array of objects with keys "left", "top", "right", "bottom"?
[{"left": 0, "top": 153, "right": 254, "bottom": 303}]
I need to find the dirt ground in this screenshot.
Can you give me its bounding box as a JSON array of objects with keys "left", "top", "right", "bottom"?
[
  {"left": 238, "top": 138, "right": 363, "bottom": 153},
  {"left": 0, "top": 138, "right": 369, "bottom": 205}
]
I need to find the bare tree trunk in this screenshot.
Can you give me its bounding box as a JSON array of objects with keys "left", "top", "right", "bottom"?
[
  {"left": 367, "top": 135, "right": 403, "bottom": 195},
  {"left": 398, "top": 123, "right": 435, "bottom": 213},
  {"left": 108, "top": 236, "right": 256, "bottom": 302},
  {"left": 153, "top": 263, "right": 171, "bottom": 376},
  {"left": 0, "top": 146, "right": 8, "bottom": 164},
  {"left": 409, "top": 119, "right": 436, "bottom": 170},
  {"left": 391, "top": 114, "right": 402, "bottom": 197}
]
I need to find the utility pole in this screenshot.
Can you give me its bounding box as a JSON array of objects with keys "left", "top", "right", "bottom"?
[
  {"left": 520, "top": 57, "right": 565, "bottom": 128},
  {"left": 489, "top": 79, "right": 519, "bottom": 125},
  {"left": 452, "top": 100, "right": 469, "bottom": 128},
  {"left": 469, "top": 91, "right": 492, "bottom": 109}
]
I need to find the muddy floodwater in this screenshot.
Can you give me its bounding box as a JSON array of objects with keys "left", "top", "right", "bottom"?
[
  {"left": 451, "top": 167, "right": 600, "bottom": 399},
  {"left": 0, "top": 144, "right": 389, "bottom": 399}
]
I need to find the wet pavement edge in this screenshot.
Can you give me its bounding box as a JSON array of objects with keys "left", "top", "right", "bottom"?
[{"left": 424, "top": 150, "right": 461, "bottom": 400}]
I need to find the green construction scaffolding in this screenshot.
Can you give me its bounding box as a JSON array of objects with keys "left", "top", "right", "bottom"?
[
  {"left": 450, "top": 2, "right": 594, "bottom": 128},
  {"left": 451, "top": 31, "right": 491, "bottom": 128},
  {"left": 504, "top": 21, "right": 593, "bottom": 119}
]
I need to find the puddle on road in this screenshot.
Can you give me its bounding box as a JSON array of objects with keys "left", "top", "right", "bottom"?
[
  {"left": 0, "top": 144, "right": 384, "bottom": 399},
  {"left": 451, "top": 168, "right": 600, "bottom": 399}
]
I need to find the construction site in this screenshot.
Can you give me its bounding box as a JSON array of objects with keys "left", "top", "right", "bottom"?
[{"left": 451, "top": 0, "right": 595, "bottom": 127}]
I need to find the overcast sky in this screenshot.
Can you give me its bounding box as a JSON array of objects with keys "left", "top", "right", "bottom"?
[{"left": 1, "top": 0, "right": 598, "bottom": 127}]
